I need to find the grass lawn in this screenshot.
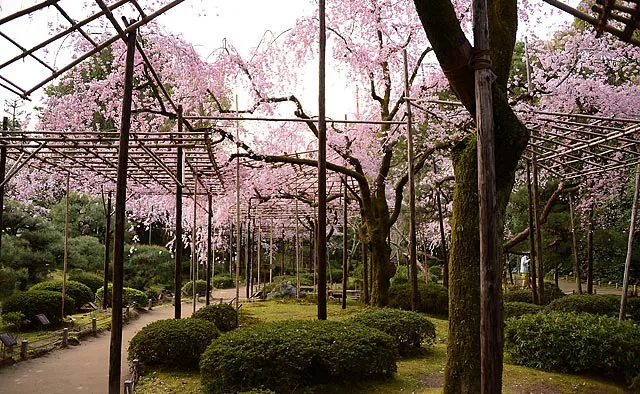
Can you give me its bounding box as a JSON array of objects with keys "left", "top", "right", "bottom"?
[{"left": 135, "top": 299, "right": 629, "bottom": 394}]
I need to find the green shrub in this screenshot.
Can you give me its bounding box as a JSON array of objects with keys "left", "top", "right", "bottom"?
[
  {"left": 128, "top": 318, "right": 219, "bottom": 371},
  {"left": 212, "top": 276, "right": 234, "bottom": 289},
  {"left": 545, "top": 294, "right": 619, "bottom": 316},
  {"left": 96, "top": 284, "right": 148, "bottom": 307},
  {"left": 238, "top": 390, "right": 277, "bottom": 394},
  {"left": 505, "top": 312, "right": 640, "bottom": 383},
  {"left": 29, "top": 280, "right": 93, "bottom": 311},
  {"left": 1, "top": 290, "right": 75, "bottom": 326},
  {"left": 271, "top": 275, "right": 313, "bottom": 286},
  {"left": 626, "top": 297, "right": 640, "bottom": 321},
  {"left": 542, "top": 282, "right": 566, "bottom": 304},
  {"left": 348, "top": 308, "right": 435, "bottom": 356},
  {"left": 329, "top": 268, "right": 343, "bottom": 284},
  {"left": 503, "top": 290, "right": 533, "bottom": 303},
  {"left": 191, "top": 303, "right": 238, "bottom": 332},
  {"left": 388, "top": 282, "right": 448, "bottom": 316},
  {"left": 68, "top": 271, "right": 104, "bottom": 294},
  {"left": 503, "top": 283, "right": 566, "bottom": 305},
  {"left": 428, "top": 265, "right": 442, "bottom": 281},
  {"left": 200, "top": 320, "right": 397, "bottom": 393},
  {"left": 503, "top": 302, "right": 542, "bottom": 319},
  {"left": 1, "top": 311, "right": 27, "bottom": 332},
  {"left": 182, "top": 280, "right": 208, "bottom": 296}
]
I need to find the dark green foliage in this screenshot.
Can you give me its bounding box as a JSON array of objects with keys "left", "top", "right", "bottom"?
[
  {"left": 124, "top": 245, "right": 173, "bottom": 290},
  {"left": 29, "top": 280, "right": 93, "bottom": 311},
  {"left": 238, "top": 389, "right": 277, "bottom": 394},
  {"left": 200, "top": 320, "right": 398, "bottom": 393},
  {"left": 388, "top": 282, "right": 448, "bottom": 316},
  {"left": 348, "top": 308, "right": 436, "bottom": 356},
  {"left": 428, "top": 265, "right": 442, "bottom": 282},
  {"left": 503, "top": 290, "right": 533, "bottom": 303},
  {"left": 503, "top": 283, "right": 565, "bottom": 305},
  {"left": 0, "top": 266, "right": 27, "bottom": 299},
  {"left": 272, "top": 275, "right": 313, "bottom": 286},
  {"left": 191, "top": 303, "right": 238, "bottom": 332},
  {"left": 545, "top": 294, "right": 619, "bottom": 316},
  {"left": 128, "top": 318, "right": 219, "bottom": 371},
  {"left": 68, "top": 271, "right": 104, "bottom": 294},
  {"left": 626, "top": 297, "right": 640, "bottom": 321},
  {"left": 505, "top": 312, "right": 640, "bottom": 383},
  {"left": 96, "top": 284, "right": 148, "bottom": 307},
  {"left": 329, "top": 268, "right": 343, "bottom": 284},
  {"left": 1, "top": 290, "right": 75, "bottom": 326},
  {"left": 182, "top": 280, "right": 208, "bottom": 296},
  {"left": 541, "top": 282, "right": 566, "bottom": 304},
  {"left": 212, "top": 276, "right": 234, "bottom": 289},
  {"left": 66, "top": 236, "right": 105, "bottom": 272},
  {"left": 503, "top": 302, "right": 542, "bottom": 319}
]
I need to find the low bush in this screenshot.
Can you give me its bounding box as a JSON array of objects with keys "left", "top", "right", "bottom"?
[
  {"left": 503, "top": 290, "right": 534, "bottom": 303},
  {"left": 128, "top": 318, "right": 219, "bottom": 371},
  {"left": 68, "top": 271, "right": 104, "bottom": 294},
  {"left": 212, "top": 276, "right": 234, "bottom": 289},
  {"left": 545, "top": 294, "right": 619, "bottom": 316},
  {"left": 388, "top": 282, "right": 448, "bottom": 316},
  {"left": 272, "top": 275, "right": 313, "bottom": 286},
  {"left": 181, "top": 280, "right": 208, "bottom": 296},
  {"left": 626, "top": 297, "right": 640, "bottom": 321},
  {"left": 200, "top": 320, "right": 397, "bottom": 393},
  {"left": 238, "top": 390, "right": 277, "bottom": 394},
  {"left": 503, "top": 282, "right": 566, "bottom": 305},
  {"left": 503, "top": 302, "right": 542, "bottom": 319},
  {"left": 1, "top": 290, "right": 75, "bottom": 326},
  {"left": 428, "top": 265, "right": 442, "bottom": 282},
  {"left": 348, "top": 308, "right": 435, "bottom": 356},
  {"left": 191, "top": 303, "right": 238, "bottom": 332},
  {"left": 505, "top": 312, "right": 640, "bottom": 383},
  {"left": 329, "top": 268, "right": 343, "bottom": 284},
  {"left": 96, "top": 284, "right": 148, "bottom": 307},
  {"left": 29, "top": 280, "right": 93, "bottom": 311}
]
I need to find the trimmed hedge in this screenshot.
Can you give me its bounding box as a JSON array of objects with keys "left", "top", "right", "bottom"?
[
  {"left": 191, "top": 303, "right": 238, "bottom": 332},
  {"left": 96, "top": 284, "right": 148, "bottom": 307},
  {"left": 505, "top": 312, "right": 640, "bottom": 383},
  {"left": 68, "top": 272, "right": 104, "bottom": 294},
  {"left": 29, "top": 280, "right": 93, "bottom": 311},
  {"left": 1, "top": 290, "right": 75, "bottom": 326},
  {"left": 200, "top": 320, "right": 397, "bottom": 393},
  {"left": 545, "top": 294, "right": 619, "bottom": 316},
  {"left": 388, "top": 282, "right": 448, "bottom": 316},
  {"left": 213, "top": 276, "right": 235, "bottom": 289},
  {"left": 182, "top": 280, "right": 208, "bottom": 296},
  {"left": 128, "top": 318, "right": 220, "bottom": 371},
  {"left": 503, "top": 290, "right": 532, "bottom": 303},
  {"left": 503, "top": 282, "right": 565, "bottom": 305},
  {"left": 348, "top": 308, "right": 435, "bottom": 356},
  {"left": 503, "top": 302, "right": 542, "bottom": 319}
]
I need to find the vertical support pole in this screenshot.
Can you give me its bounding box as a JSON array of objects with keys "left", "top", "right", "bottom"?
[
  {"left": 403, "top": 49, "right": 418, "bottom": 311},
  {"left": 526, "top": 161, "right": 539, "bottom": 303},
  {"left": 257, "top": 221, "right": 262, "bottom": 290},
  {"left": 473, "top": 0, "right": 502, "bottom": 389},
  {"left": 620, "top": 163, "right": 640, "bottom": 321},
  {"left": 0, "top": 118, "right": 6, "bottom": 258},
  {"left": 228, "top": 224, "right": 233, "bottom": 277},
  {"left": 250, "top": 217, "right": 255, "bottom": 296},
  {"left": 206, "top": 193, "right": 213, "bottom": 306},
  {"left": 62, "top": 328, "right": 68, "bottom": 347},
  {"left": 192, "top": 177, "right": 197, "bottom": 313},
  {"left": 108, "top": 25, "right": 136, "bottom": 394},
  {"left": 92, "top": 317, "right": 97, "bottom": 336},
  {"left": 20, "top": 340, "right": 27, "bottom": 360},
  {"left": 281, "top": 224, "right": 285, "bottom": 275},
  {"left": 295, "top": 197, "right": 300, "bottom": 297},
  {"left": 103, "top": 193, "right": 112, "bottom": 310},
  {"left": 62, "top": 173, "right": 70, "bottom": 319},
  {"left": 245, "top": 211, "right": 251, "bottom": 298},
  {"left": 532, "top": 153, "right": 544, "bottom": 303},
  {"left": 174, "top": 106, "right": 184, "bottom": 319},
  {"left": 362, "top": 240, "right": 369, "bottom": 305},
  {"left": 436, "top": 181, "right": 449, "bottom": 288},
  {"left": 269, "top": 225, "right": 274, "bottom": 284},
  {"left": 342, "top": 177, "right": 348, "bottom": 309},
  {"left": 586, "top": 204, "right": 594, "bottom": 294},
  {"left": 235, "top": 96, "right": 241, "bottom": 311},
  {"left": 317, "top": 0, "right": 328, "bottom": 321},
  {"left": 568, "top": 193, "right": 582, "bottom": 294}
]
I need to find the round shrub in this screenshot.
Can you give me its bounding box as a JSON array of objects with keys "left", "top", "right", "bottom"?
[
  {"left": 626, "top": 297, "right": 640, "bottom": 321},
  {"left": 68, "top": 271, "right": 104, "bottom": 294},
  {"left": 29, "top": 280, "right": 93, "bottom": 311},
  {"left": 128, "top": 318, "right": 219, "bottom": 371},
  {"left": 212, "top": 276, "right": 234, "bottom": 289},
  {"left": 182, "top": 280, "right": 208, "bottom": 296},
  {"left": 388, "top": 282, "right": 448, "bottom": 316},
  {"left": 503, "top": 302, "right": 542, "bottom": 319},
  {"left": 96, "top": 284, "right": 149, "bottom": 307},
  {"left": 505, "top": 312, "right": 640, "bottom": 383},
  {"left": 503, "top": 290, "right": 533, "bottom": 303},
  {"left": 428, "top": 265, "right": 442, "bottom": 281},
  {"left": 191, "top": 303, "right": 238, "bottom": 332},
  {"left": 348, "top": 308, "right": 435, "bottom": 356},
  {"left": 200, "top": 320, "right": 397, "bottom": 393},
  {"left": 542, "top": 282, "right": 566, "bottom": 304},
  {"left": 545, "top": 294, "right": 619, "bottom": 316},
  {"left": 1, "top": 290, "right": 75, "bottom": 326}
]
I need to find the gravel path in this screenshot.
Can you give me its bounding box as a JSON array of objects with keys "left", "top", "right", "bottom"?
[{"left": 0, "top": 287, "right": 244, "bottom": 394}]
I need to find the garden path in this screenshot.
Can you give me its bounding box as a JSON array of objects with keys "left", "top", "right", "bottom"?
[{"left": 0, "top": 286, "right": 245, "bottom": 394}]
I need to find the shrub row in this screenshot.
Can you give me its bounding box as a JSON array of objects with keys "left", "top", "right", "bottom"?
[
  {"left": 96, "top": 284, "right": 148, "bottom": 307},
  {"left": 29, "top": 280, "right": 93, "bottom": 311},
  {"left": 2, "top": 290, "right": 75, "bottom": 326},
  {"left": 503, "top": 302, "right": 542, "bottom": 319},
  {"left": 502, "top": 282, "right": 565, "bottom": 305},
  {"left": 200, "top": 320, "right": 398, "bottom": 393},
  {"left": 388, "top": 282, "right": 448, "bottom": 316},
  {"left": 68, "top": 271, "right": 104, "bottom": 294}
]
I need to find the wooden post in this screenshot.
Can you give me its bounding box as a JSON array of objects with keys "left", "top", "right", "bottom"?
[
  {"left": 526, "top": 161, "right": 539, "bottom": 303},
  {"left": 103, "top": 193, "right": 112, "bottom": 310},
  {"left": 108, "top": 25, "right": 136, "bottom": 394},
  {"left": 257, "top": 221, "right": 262, "bottom": 290},
  {"left": 532, "top": 153, "right": 544, "bottom": 303},
  {"left": 206, "top": 193, "right": 213, "bottom": 306},
  {"left": 317, "top": 0, "right": 328, "bottom": 320},
  {"left": 403, "top": 49, "right": 419, "bottom": 311},
  {"left": 62, "top": 328, "right": 68, "bottom": 347},
  {"left": 192, "top": 176, "right": 197, "bottom": 313},
  {"left": 586, "top": 204, "right": 594, "bottom": 294},
  {"left": 0, "top": 118, "right": 6, "bottom": 258},
  {"left": 436, "top": 180, "right": 449, "bottom": 288},
  {"left": 341, "top": 177, "right": 348, "bottom": 309},
  {"left": 62, "top": 173, "right": 70, "bottom": 319},
  {"left": 174, "top": 106, "right": 184, "bottom": 319},
  {"left": 245, "top": 210, "right": 251, "bottom": 298},
  {"left": 568, "top": 193, "right": 582, "bottom": 294},
  {"left": 235, "top": 95, "right": 241, "bottom": 311},
  {"left": 269, "top": 225, "right": 274, "bottom": 284},
  {"left": 20, "top": 340, "right": 27, "bottom": 360},
  {"left": 92, "top": 317, "right": 97, "bottom": 336},
  {"left": 620, "top": 163, "right": 640, "bottom": 321},
  {"left": 473, "top": 0, "right": 503, "bottom": 389},
  {"left": 281, "top": 224, "right": 285, "bottom": 275},
  {"left": 362, "top": 240, "right": 369, "bottom": 305},
  {"left": 295, "top": 196, "right": 300, "bottom": 297}
]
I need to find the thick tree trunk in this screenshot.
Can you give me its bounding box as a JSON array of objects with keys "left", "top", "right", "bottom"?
[{"left": 365, "top": 193, "right": 395, "bottom": 306}]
